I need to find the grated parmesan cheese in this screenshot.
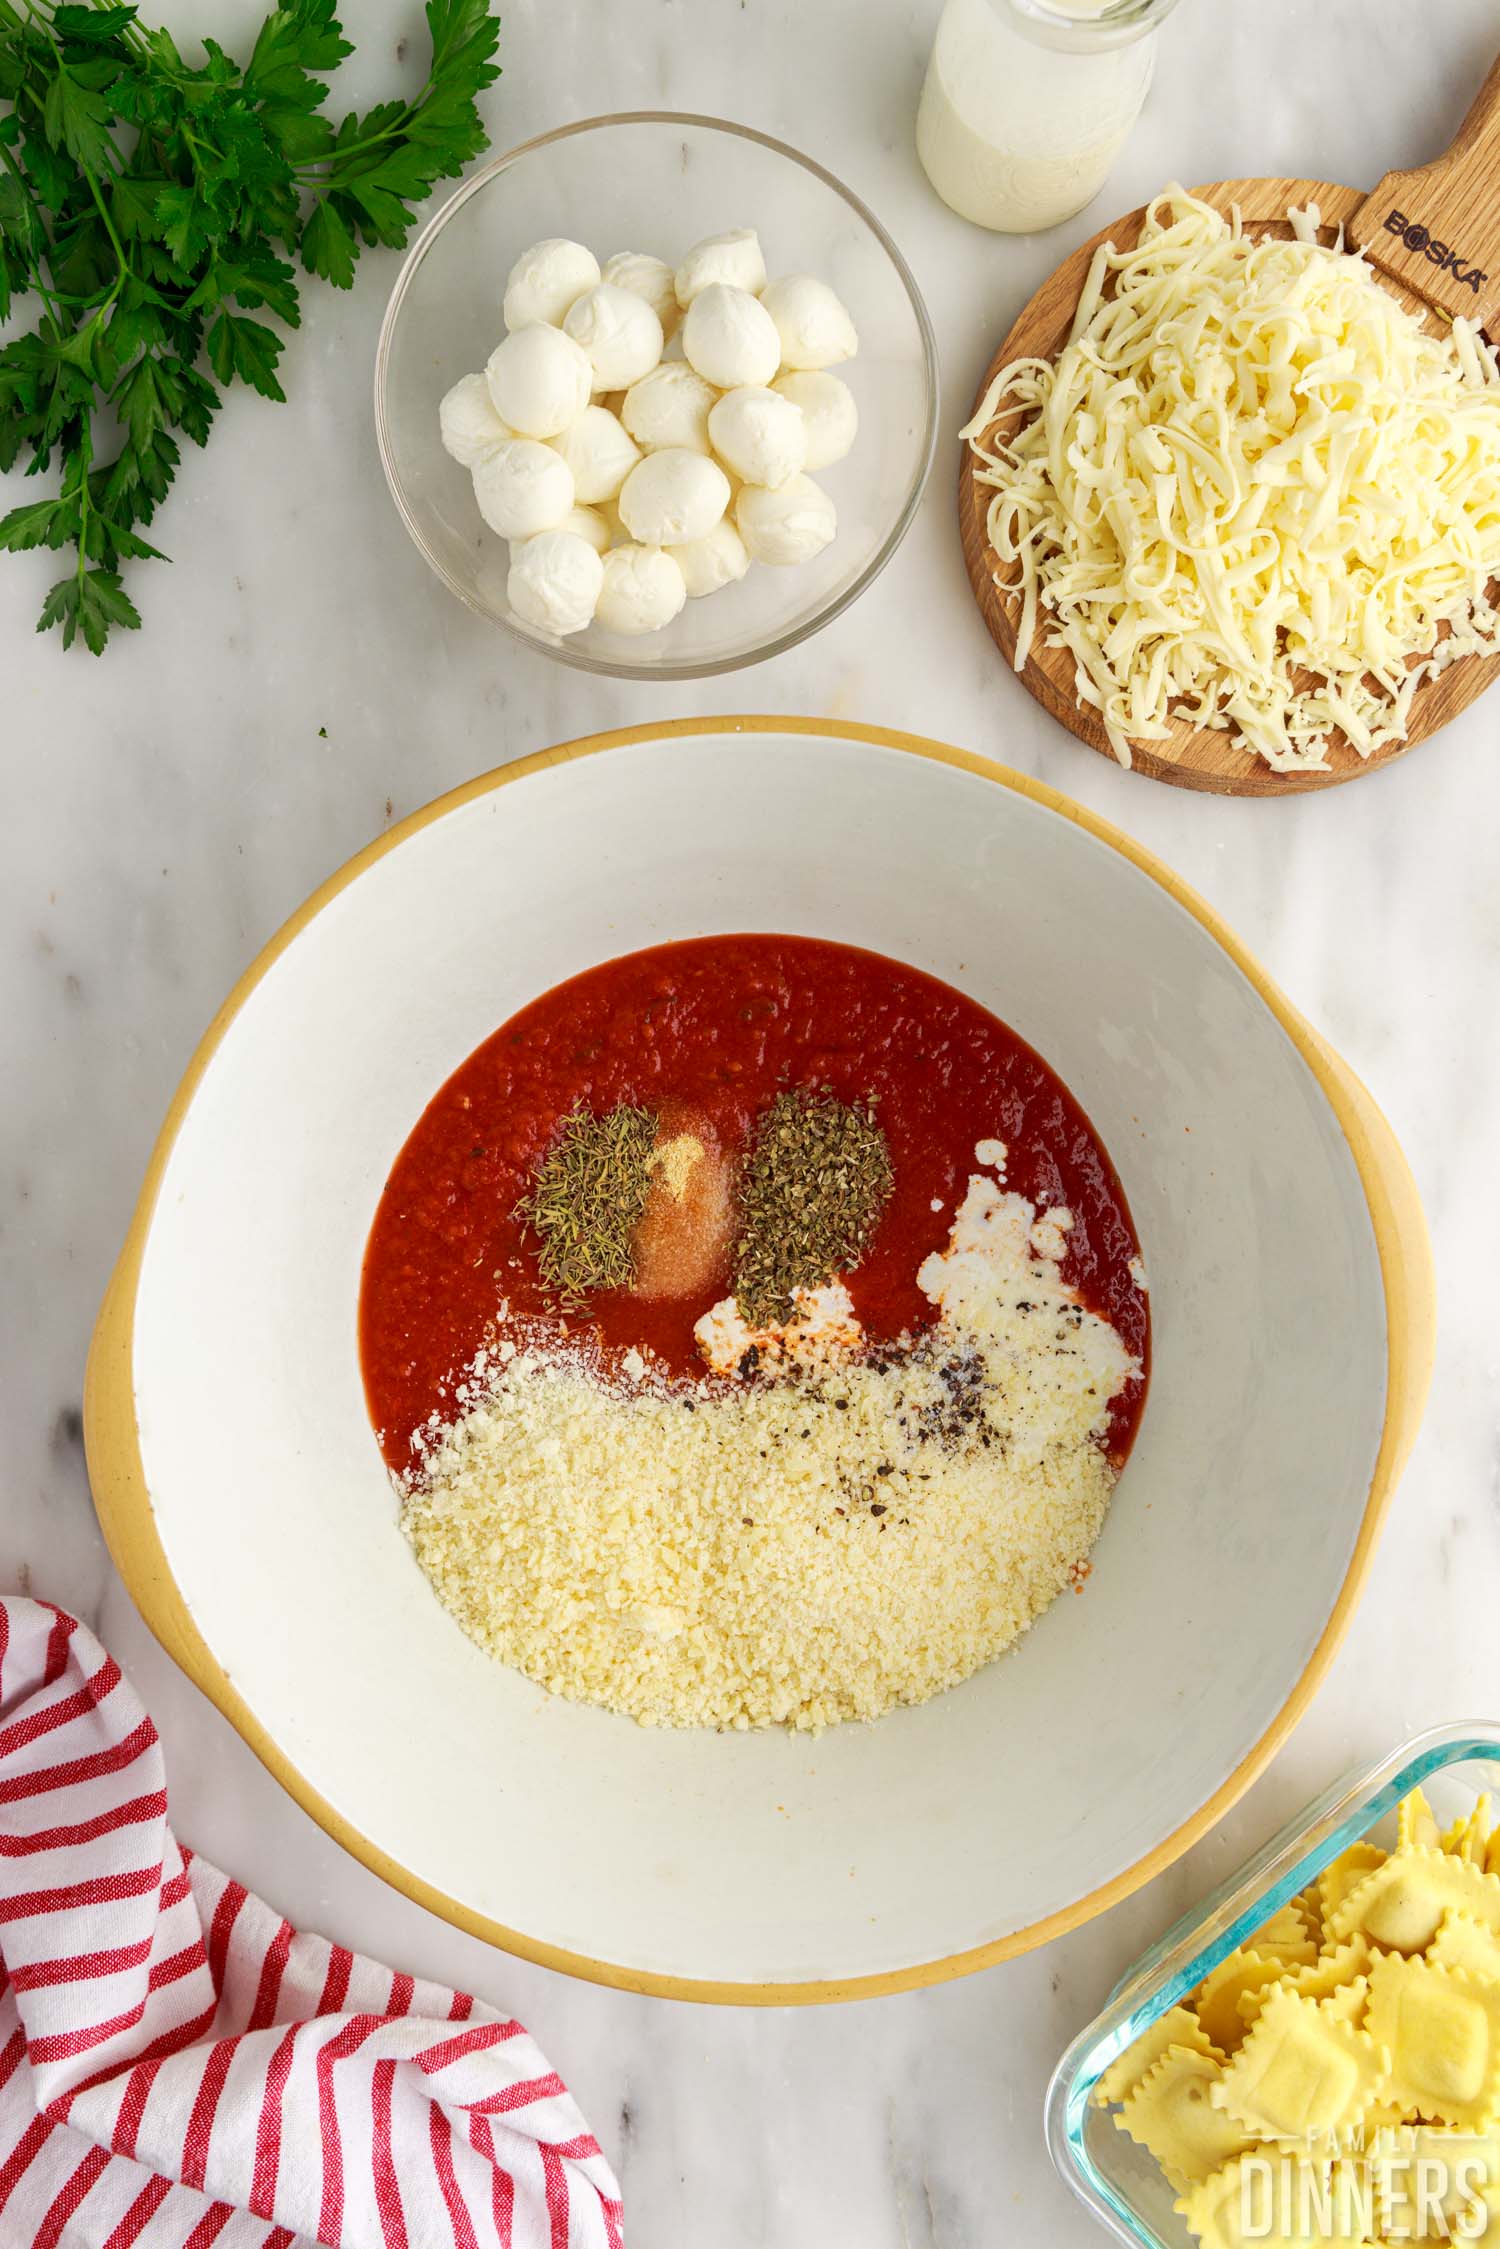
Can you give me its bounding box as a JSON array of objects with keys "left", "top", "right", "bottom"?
[
  {"left": 402, "top": 1174, "right": 1139, "bottom": 1731},
  {"left": 961, "top": 187, "right": 1500, "bottom": 772}
]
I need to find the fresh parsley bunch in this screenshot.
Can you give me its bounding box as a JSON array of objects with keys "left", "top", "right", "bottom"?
[{"left": 0, "top": 0, "right": 500, "bottom": 650}]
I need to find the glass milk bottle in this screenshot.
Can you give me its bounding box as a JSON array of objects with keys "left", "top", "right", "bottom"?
[{"left": 917, "top": 0, "right": 1181, "bottom": 234}]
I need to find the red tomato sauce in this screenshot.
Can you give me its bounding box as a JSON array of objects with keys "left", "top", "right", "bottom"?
[{"left": 360, "top": 935, "right": 1150, "bottom": 1473}]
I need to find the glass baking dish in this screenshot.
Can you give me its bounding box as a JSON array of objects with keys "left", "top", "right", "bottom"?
[{"left": 1047, "top": 1723, "right": 1500, "bottom": 2249}]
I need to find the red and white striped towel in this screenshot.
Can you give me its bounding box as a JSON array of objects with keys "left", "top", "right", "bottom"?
[{"left": 0, "top": 1597, "right": 623, "bottom": 2248}]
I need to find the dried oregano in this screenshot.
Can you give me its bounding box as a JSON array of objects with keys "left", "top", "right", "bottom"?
[{"left": 733, "top": 1088, "right": 893, "bottom": 1327}]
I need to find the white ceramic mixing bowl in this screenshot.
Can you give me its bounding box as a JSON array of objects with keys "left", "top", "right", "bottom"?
[{"left": 86, "top": 720, "right": 1433, "bottom": 2002}]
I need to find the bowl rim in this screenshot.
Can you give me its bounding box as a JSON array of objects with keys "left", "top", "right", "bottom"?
[
  {"left": 82, "top": 716, "right": 1435, "bottom": 2006},
  {"left": 372, "top": 111, "right": 940, "bottom": 680}
]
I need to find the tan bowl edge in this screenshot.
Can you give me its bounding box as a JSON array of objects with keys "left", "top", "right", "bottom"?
[{"left": 82, "top": 715, "right": 1437, "bottom": 2007}]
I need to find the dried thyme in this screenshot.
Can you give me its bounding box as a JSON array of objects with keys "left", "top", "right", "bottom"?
[
  {"left": 519, "top": 1105, "right": 658, "bottom": 1306},
  {"left": 733, "top": 1089, "right": 894, "bottom": 1327}
]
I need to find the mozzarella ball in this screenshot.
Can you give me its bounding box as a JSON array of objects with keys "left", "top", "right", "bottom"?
[
  {"left": 619, "top": 448, "right": 730, "bottom": 546},
  {"left": 472, "top": 439, "right": 575, "bottom": 539},
  {"left": 503, "top": 238, "right": 600, "bottom": 332},
  {"left": 771, "top": 370, "right": 857, "bottom": 470},
  {"left": 736, "top": 473, "right": 837, "bottom": 565},
  {"left": 682, "top": 284, "right": 781, "bottom": 390},
  {"left": 507, "top": 530, "right": 605, "bottom": 635},
  {"left": 564, "top": 284, "right": 664, "bottom": 392},
  {"left": 598, "top": 496, "right": 629, "bottom": 547},
  {"left": 485, "top": 324, "right": 593, "bottom": 439},
  {"left": 621, "top": 363, "right": 717, "bottom": 455},
  {"left": 439, "top": 370, "right": 512, "bottom": 467},
  {"left": 550, "top": 404, "right": 641, "bottom": 504},
  {"left": 670, "top": 520, "right": 750, "bottom": 598},
  {"left": 674, "top": 227, "right": 766, "bottom": 308},
  {"left": 552, "top": 503, "right": 611, "bottom": 554},
  {"left": 595, "top": 544, "right": 687, "bottom": 634},
  {"left": 760, "top": 275, "right": 858, "bottom": 370},
  {"left": 601, "top": 250, "right": 679, "bottom": 335},
  {"left": 707, "top": 385, "right": 807, "bottom": 489}
]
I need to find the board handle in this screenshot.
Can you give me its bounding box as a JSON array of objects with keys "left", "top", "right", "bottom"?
[{"left": 1349, "top": 51, "right": 1500, "bottom": 332}]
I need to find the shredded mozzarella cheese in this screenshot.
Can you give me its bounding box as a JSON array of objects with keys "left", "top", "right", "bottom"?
[{"left": 962, "top": 187, "right": 1500, "bottom": 772}]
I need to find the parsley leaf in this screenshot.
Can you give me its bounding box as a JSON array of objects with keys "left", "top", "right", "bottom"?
[
  {"left": 51, "top": 6, "right": 139, "bottom": 45},
  {"left": 39, "top": 565, "right": 140, "bottom": 652},
  {"left": 246, "top": 2, "right": 352, "bottom": 107},
  {"left": 0, "top": 491, "right": 75, "bottom": 550},
  {"left": 300, "top": 196, "right": 355, "bottom": 289},
  {"left": 41, "top": 69, "right": 115, "bottom": 171},
  {"left": 207, "top": 309, "right": 286, "bottom": 401},
  {"left": 0, "top": 0, "right": 501, "bottom": 651}
]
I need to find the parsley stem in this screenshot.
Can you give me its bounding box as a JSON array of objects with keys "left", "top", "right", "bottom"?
[
  {"left": 291, "top": 88, "right": 437, "bottom": 183},
  {"left": 70, "top": 415, "right": 93, "bottom": 589},
  {"left": 80, "top": 160, "right": 128, "bottom": 302}
]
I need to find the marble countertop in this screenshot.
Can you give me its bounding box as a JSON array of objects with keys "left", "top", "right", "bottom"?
[{"left": 5, "top": 0, "right": 1500, "bottom": 2240}]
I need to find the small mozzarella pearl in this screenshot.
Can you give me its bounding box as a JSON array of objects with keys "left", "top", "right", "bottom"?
[
  {"left": 707, "top": 385, "right": 807, "bottom": 489},
  {"left": 503, "top": 238, "right": 600, "bottom": 331},
  {"left": 674, "top": 228, "right": 766, "bottom": 308},
  {"left": 485, "top": 324, "right": 593, "bottom": 439},
  {"left": 472, "top": 439, "right": 575, "bottom": 539},
  {"left": 601, "top": 251, "right": 679, "bottom": 336},
  {"left": 670, "top": 520, "right": 750, "bottom": 598},
  {"left": 618, "top": 448, "right": 731, "bottom": 546},
  {"left": 595, "top": 545, "right": 687, "bottom": 634},
  {"left": 564, "top": 284, "right": 665, "bottom": 392},
  {"left": 759, "top": 275, "right": 858, "bottom": 370},
  {"left": 439, "top": 370, "right": 512, "bottom": 467},
  {"left": 620, "top": 364, "right": 717, "bottom": 455},
  {"left": 507, "top": 530, "right": 605, "bottom": 635},
  {"left": 551, "top": 504, "right": 611, "bottom": 554},
  {"left": 550, "top": 405, "right": 641, "bottom": 504},
  {"left": 682, "top": 284, "right": 781, "bottom": 391},
  {"left": 736, "top": 473, "right": 837, "bottom": 564},
  {"left": 770, "top": 371, "right": 857, "bottom": 470}
]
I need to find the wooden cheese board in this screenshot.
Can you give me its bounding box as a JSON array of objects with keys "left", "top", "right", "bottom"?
[{"left": 959, "top": 57, "right": 1500, "bottom": 796}]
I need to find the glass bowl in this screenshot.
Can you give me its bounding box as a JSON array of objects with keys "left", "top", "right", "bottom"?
[
  {"left": 1048, "top": 1724, "right": 1500, "bottom": 2249},
  {"left": 374, "top": 113, "right": 939, "bottom": 679}
]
